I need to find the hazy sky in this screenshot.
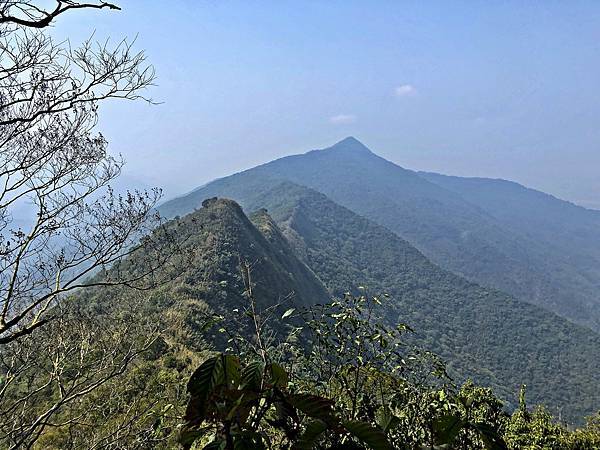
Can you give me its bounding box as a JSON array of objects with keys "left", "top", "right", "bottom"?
[{"left": 55, "top": 1, "right": 600, "bottom": 208}]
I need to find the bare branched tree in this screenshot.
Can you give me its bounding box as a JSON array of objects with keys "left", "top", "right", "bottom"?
[
  {"left": 0, "top": 1, "right": 184, "bottom": 447},
  {"left": 0, "top": 297, "right": 161, "bottom": 449},
  {"left": 0, "top": 0, "right": 158, "bottom": 344}
]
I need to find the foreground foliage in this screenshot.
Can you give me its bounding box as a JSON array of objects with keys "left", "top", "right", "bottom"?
[{"left": 180, "top": 292, "right": 600, "bottom": 450}]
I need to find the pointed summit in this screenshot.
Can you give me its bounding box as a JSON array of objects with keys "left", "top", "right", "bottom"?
[{"left": 327, "top": 136, "right": 372, "bottom": 154}]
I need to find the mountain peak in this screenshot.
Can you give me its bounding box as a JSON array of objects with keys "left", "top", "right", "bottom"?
[
  {"left": 201, "top": 196, "right": 241, "bottom": 211},
  {"left": 327, "top": 136, "right": 372, "bottom": 154}
]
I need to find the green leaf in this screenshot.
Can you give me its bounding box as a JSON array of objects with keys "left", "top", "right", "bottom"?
[
  {"left": 203, "top": 440, "right": 226, "bottom": 450},
  {"left": 375, "top": 407, "right": 400, "bottom": 433},
  {"left": 222, "top": 354, "right": 241, "bottom": 388},
  {"left": 272, "top": 394, "right": 300, "bottom": 425},
  {"left": 293, "top": 419, "right": 329, "bottom": 450},
  {"left": 433, "top": 414, "right": 466, "bottom": 446},
  {"left": 233, "top": 431, "right": 266, "bottom": 449},
  {"left": 184, "top": 354, "right": 241, "bottom": 425},
  {"left": 288, "top": 393, "right": 336, "bottom": 423},
  {"left": 179, "top": 427, "right": 206, "bottom": 450},
  {"left": 185, "top": 356, "right": 219, "bottom": 424},
  {"left": 268, "top": 363, "right": 289, "bottom": 388},
  {"left": 342, "top": 420, "right": 394, "bottom": 450},
  {"left": 241, "top": 360, "right": 263, "bottom": 391},
  {"left": 473, "top": 423, "right": 508, "bottom": 450},
  {"left": 282, "top": 308, "right": 296, "bottom": 319}
]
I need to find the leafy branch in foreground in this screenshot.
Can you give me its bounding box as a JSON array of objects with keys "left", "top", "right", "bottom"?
[
  {"left": 180, "top": 353, "right": 393, "bottom": 450},
  {"left": 180, "top": 282, "right": 509, "bottom": 449}
]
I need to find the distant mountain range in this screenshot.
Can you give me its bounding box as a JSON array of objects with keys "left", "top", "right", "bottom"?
[
  {"left": 161, "top": 137, "right": 600, "bottom": 333},
  {"left": 156, "top": 194, "right": 600, "bottom": 422}
]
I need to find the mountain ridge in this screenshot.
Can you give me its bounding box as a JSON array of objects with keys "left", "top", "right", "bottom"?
[
  {"left": 159, "top": 137, "right": 600, "bottom": 331},
  {"left": 146, "top": 197, "right": 330, "bottom": 326},
  {"left": 161, "top": 178, "right": 600, "bottom": 422}
]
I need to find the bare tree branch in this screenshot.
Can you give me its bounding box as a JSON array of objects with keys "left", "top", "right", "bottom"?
[{"left": 0, "top": 1, "right": 121, "bottom": 29}]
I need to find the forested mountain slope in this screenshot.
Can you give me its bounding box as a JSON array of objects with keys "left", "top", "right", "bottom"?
[
  {"left": 106, "top": 197, "right": 331, "bottom": 356},
  {"left": 19, "top": 198, "right": 330, "bottom": 448},
  {"left": 116, "top": 197, "right": 329, "bottom": 348},
  {"left": 161, "top": 137, "right": 600, "bottom": 331},
  {"left": 162, "top": 181, "right": 600, "bottom": 423},
  {"left": 419, "top": 171, "right": 600, "bottom": 317},
  {"left": 159, "top": 197, "right": 329, "bottom": 316}
]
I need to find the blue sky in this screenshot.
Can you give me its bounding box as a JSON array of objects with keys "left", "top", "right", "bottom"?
[{"left": 55, "top": 1, "right": 600, "bottom": 208}]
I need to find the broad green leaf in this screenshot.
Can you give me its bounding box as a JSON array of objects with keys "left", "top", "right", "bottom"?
[
  {"left": 342, "top": 420, "right": 394, "bottom": 450},
  {"left": 184, "top": 354, "right": 241, "bottom": 425},
  {"left": 203, "top": 440, "right": 226, "bottom": 450},
  {"left": 241, "top": 360, "right": 263, "bottom": 391},
  {"left": 433, "top": 414, "right": 466, "bottom": 446},
  {"left": 273, "top": 394, "right": 300, "bottom": 425},
  {"left": 179, "top": 427, "right": 206, "bottom": 450},
  {"left": 473, "top": 423, "right": 508, "bottom": 450},
  {"left": 185, "top": 356, "right": 220, "bottom": 426},
  {"left": 375, "top": 407, "right": 400, "bottom": 433},
  {"left": 268, "top": 363, "right": 289, "bottom": 388},
  {"left": 222, "top": 354, "right": 241, "bottom": 388},
  {"left": 288, "top": 393, "right": 336, "bottom": 423},
  {"left": 293, "top": 419, "right": 328, "bottom": 450},
  {"left": 233, "top": 431, "right": 266, "bottom": 450}
]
